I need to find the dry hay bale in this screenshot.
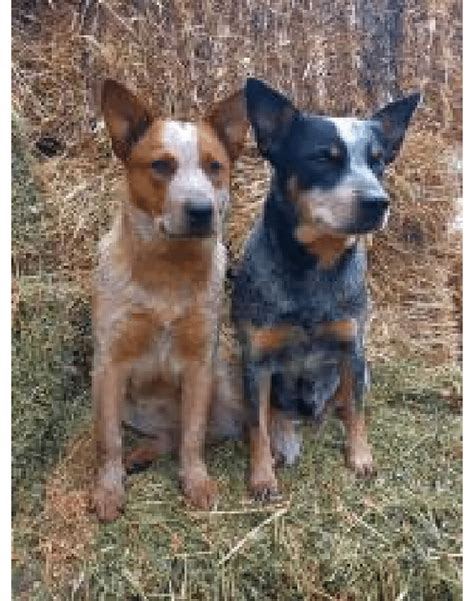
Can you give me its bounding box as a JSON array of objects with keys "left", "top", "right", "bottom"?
[
  {"left": 11, "top": 1, "right": 461, "bottom": 367},
  {"left": 12, "top": 4, "right": 91, "bottom": 146},
  {"left": 30, "top": 150, "right": 121, "bottom": 273},
  {"left": 368, "top": 129, "right": 461, "bottom": 364},
  {"left": 226, "top": 149, "right": 271, "bottom": 263},
  {"left": 398, "top": 0, "right": 462, "bottom": 141}
]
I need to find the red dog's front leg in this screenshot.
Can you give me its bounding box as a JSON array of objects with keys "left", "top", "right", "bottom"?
[
  {"left": 180, "top": 360, "right": 218, "bottom": 509},
  {"left": 92, "top": 361, "right": 127, "bottom": 522}
]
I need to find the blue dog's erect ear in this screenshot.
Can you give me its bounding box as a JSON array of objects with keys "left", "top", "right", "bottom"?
[
  {"left": 372, "top": 93, "right": 421, "bottom": 164},
  {"left": 245, "top": 78, "right": 299, "bottom": 163}
]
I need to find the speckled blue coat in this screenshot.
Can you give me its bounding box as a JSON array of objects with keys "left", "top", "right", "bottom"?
[{"left": 231, "top": 178, "right": 369, "bottom": 421}]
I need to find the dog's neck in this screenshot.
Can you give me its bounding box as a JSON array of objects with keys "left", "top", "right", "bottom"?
[
  {"left": 117, "top": 201, "right": 215, "bottom": 289},
  {"left": 263, "top": 180, "right": 314, "bottom": 271},
  {"left": 263, "top": 175, "right": 357, "bottom": 272}
]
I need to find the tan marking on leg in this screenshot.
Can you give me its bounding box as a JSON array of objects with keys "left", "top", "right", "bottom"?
[
  {"left": 344, "top": 412, "right": 374, "bottom": 476},
  {"left": 313, "top": 318, "right": 358, "bottom": 342},
  {"left": 248, "top": 324, "right": 305, "bottom": 356},
  {"left": 92, "top": 363, "right": 127, "bottom": 522},
  {"left": 180, "top": 361, "right": 218, "bottom": 510},
  {"left": 249, "top": 373, "right": 279, "bottom": 498},
  {"left": 334, "top": 362, "right": 374, "bottom": 477}
]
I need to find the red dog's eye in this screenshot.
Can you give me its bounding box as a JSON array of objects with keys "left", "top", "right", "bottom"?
[
  {"left": 209, "top": 160, "right": 223, "bottom": 174},
  {"left": 151, "top": 159, "right": 175, "bottom": 176}
]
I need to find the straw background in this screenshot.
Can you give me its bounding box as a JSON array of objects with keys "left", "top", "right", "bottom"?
[{"left": 12, "top": 0, "right": 462, "bottom": 363}]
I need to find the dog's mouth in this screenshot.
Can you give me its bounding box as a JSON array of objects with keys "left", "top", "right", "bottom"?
[
  {"left": 336, "top": 212, "right": 389, "bottom": 235},
  {"left": 157, "top": 217, "right": 216, "bottom": 240},
  {"left": 185, "top": 223, "right": 216, "bottom": 238},
  {"left": 308, "top": 200, "right": 390, "bottom": 236},
  {"left": 344, "top": 200, "right": 390, "bottom": 234}
]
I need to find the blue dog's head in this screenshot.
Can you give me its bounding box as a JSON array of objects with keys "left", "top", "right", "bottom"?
[{"left": 245, "top": 78, "right": 420, "bottom": 235}]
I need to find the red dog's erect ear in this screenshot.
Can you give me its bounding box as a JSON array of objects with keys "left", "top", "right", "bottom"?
[
  {"left": 102, "top": 79, "right": 153, "bottom": 161},
  {"left": 204, "top": 89, "right": 249, "bottom": 162}
]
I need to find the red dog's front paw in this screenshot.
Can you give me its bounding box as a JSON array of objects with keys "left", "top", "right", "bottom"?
[
  {"left": 92, "top": 467, "right": 125, "bottom": 522},
  {"left": 182, "top": 473, "right": 218, "bottom": 510}
]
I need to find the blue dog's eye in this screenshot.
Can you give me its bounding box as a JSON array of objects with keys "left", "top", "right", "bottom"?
[
  {"left": 368, "top": 148, "right": 385, "bottom": 176},
  {"left": 369, "top": 147, "right": 384, "bottom": 163},
  {"left": 151, "top": 159, "right": 175, "bottom": 176},
  {"left": 306, "top": 153, "right": 328, "bottom": 163},
  {"left": 305, "top": 150, "right": 340, "bottom": 164}
]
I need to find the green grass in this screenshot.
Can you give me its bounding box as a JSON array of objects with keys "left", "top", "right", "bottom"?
[
  {"left": 12, "top": 278, "right": 91, "bottom": 512},
  {"left": 86, "top": 379, "right": 462, "bottom": 600},
  {"left": 12, "top": 115, "right": 44, "bottom": 276},
  {"left": 12, "top": 346, "right": 461, "bottom": 600}
]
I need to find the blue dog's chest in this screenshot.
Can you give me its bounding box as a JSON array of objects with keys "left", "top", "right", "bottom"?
[
  {"left": 235, "top": 222, "right": 368, "bottom": 328},
  {"left": 277, "top": 263, "right": 364, "bottom": 324},
  {"left": 232, "top": 221, "right": 369, "bottom": 419}
]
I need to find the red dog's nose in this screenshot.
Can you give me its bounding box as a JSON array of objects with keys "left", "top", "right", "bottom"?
[{"left": 185, "top": 200, "right": 214, "bottom": 234}]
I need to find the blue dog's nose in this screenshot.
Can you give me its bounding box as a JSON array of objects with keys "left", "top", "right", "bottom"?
[
  {"left": 353, "top": 195, "right": 390, "bottom": 233},
  {"left": 359, "top": 197, "right": 389, "bottom": 213}
]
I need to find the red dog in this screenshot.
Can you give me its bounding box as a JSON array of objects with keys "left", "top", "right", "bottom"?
[{"left": 92, "top": 80, "right": 248, "bottom": 521}]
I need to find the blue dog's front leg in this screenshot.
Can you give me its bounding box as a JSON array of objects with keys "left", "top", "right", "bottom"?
[
  {"left": 241, "top": 348, "right": 280, "bottom": 499},
  {"left": 351, "top": 349, "right": 369, "bottom": 413},
  {"left": 335, "top": 347, "right": 375, "bottom": 477}
]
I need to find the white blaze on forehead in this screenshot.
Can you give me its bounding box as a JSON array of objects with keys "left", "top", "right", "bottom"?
[
  {"left": 161, "top": 120, "right": 214, "bottom": 199},
  {"left": 327, "top": 116, "right": 384, "bottom": 193},
  {"left": 162, "top": 120, "right": 200, "bottom": 166},
  {"left": 329, "top": 117, "right": 367, "bottom": 148}
]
